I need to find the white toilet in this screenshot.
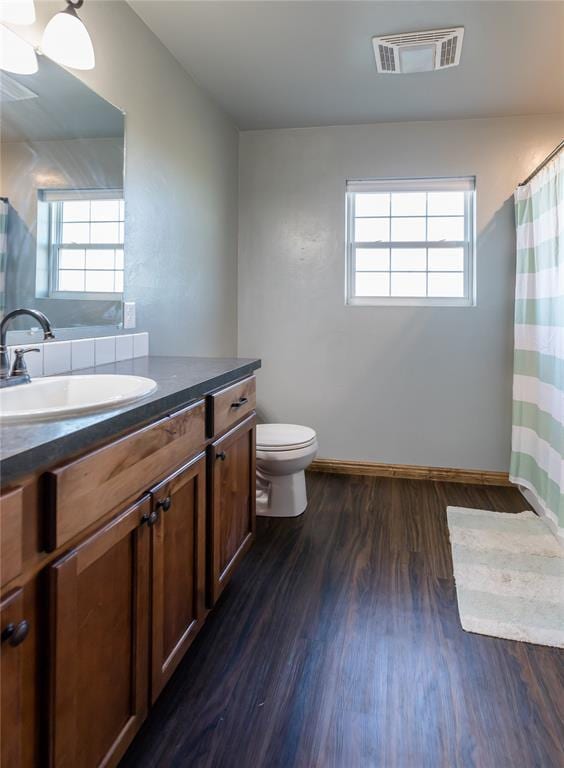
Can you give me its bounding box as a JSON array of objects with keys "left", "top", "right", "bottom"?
[{"left": 256, "top": 423, "right": 318, "bottom": 517}]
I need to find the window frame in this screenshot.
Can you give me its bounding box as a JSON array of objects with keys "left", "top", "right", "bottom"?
[
  {"left": 41, "top": 188, "right": 125, "bottom": 301},
  {"left": 345, "top": 177, "right": 476, "bottom": 307}
]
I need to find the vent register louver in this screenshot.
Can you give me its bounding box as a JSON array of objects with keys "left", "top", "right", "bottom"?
[{"left": 372, "top": 28, "right": 464, "bottom": 74}]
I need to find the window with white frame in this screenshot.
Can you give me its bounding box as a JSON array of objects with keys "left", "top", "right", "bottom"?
[
  {"left": 42, "top": 189, "right": 125, "bottom": 297},
  {"left": 346, "top": 177, "right": 475, "bottom": 306}
]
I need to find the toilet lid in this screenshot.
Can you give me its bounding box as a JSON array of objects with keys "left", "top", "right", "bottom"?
[{"left": 256, "top": 423, "right": 317, "bottom": 451}]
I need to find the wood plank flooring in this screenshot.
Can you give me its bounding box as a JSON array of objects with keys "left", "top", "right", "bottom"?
[{"left": 120, "top": 473, "right": 564, "bottom": 768}]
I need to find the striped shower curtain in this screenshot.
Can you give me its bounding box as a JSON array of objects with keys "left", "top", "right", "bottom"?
[{"left": 510, "top": 147, "right": 563, "bottom": 539}]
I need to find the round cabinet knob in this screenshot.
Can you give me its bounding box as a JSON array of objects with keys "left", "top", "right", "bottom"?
[
  {"left": 157, "top": 496, "right": 172, "bottom": 512},
  {"left": 141, "top": 509, "right": 160, "bottom": 527},
  {"left": 216, "top": 451, "right": 226, "bottom": 461},
  {"left": 2, "top": 620, "right": 29, "bottom": 647}
]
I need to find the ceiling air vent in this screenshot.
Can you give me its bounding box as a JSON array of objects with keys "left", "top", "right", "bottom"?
[
  {"left": 0, "top": 72, "right": 38, "bottom": 103},
  {"left": 372, "top": 27, "right": 464, "bottom": 74}
]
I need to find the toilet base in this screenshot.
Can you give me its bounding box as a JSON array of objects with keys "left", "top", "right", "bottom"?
[{"left": 256, "top": 469, "right": 307, "bottom": 517}]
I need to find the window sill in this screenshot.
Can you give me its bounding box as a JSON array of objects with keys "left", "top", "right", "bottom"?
[
  {"left": 48, "top": 291, "right": 123, "bottom": 302},
  {"left": 346, "top": 296, "right": 475, "bottom": 307}
]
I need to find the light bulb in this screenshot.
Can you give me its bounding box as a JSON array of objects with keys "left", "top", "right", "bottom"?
[
  {"left": 0, "top": 23, "right": 37, "bottom": 73},
  {"left": 41, "top": 3, "right": 95, "bottom": 70},
  {"left": 0, "top": 0, "right": 36, "bottom": 26}
]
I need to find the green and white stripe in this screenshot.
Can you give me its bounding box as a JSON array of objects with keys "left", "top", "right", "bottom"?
[
  {"left": 511, "top": 148, "right": 564, "bottom": 539},
  {"left": 447, "top": 506, "right": 564, "bottom": 648}
]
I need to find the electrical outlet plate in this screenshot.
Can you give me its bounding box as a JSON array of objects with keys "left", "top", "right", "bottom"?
[{"left": 123, "top": 301, "right": 136, "bottom": 330}]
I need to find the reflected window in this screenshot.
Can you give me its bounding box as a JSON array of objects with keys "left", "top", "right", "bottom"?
[
  {"left": 40, "top": 189, "right": 124, "bottom": 297},
  {"left": 346, "top": 178, "right": 475, "bottom": 306}
]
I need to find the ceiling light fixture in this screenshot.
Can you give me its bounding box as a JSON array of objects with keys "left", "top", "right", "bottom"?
[
  {"left": 0, "top": 0, "right": 36, "bottom": 26},
  {"left": 0, "top": 23, "right": 37, "bottom": 74},
  {"left": 41, "top": 0, "right": 95, "bottom": 71}
]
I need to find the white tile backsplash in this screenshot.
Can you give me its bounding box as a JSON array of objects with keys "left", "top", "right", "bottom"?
[
  {"left": 133, "top": 332, "right": 149, "bottom": 358},
  {"left": 71, "top": 338, "right": 95, "bottom": 371},
  {"left": 115, "top": 334, "right": 134, "bottom": 361},
  {"left": 94, "top": 336, "right": 116, "bottom": 366},
  {"left": 44, "top": 340, "right": 72, "bottom": 376},
  {"left": 5, "top": 333, "right": 149, "bottom": 378}
]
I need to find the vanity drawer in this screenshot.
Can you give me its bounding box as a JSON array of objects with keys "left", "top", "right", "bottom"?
[
  {"left": 208, "top": 376, "right": 256, "bottom": 437},
  {"left": 45, "top": 400, "right": 206, "bottom": 551},
  {"left": 0, "top": 487, "right": 23, "bottom": 587}
]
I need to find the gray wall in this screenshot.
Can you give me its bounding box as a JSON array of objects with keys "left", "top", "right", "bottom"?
[
  {"left": 21, "top": 0, "right": 239, "bottom": 356},
  {"left": 238, "top": 115, "right": 564, "bottom": 471}
]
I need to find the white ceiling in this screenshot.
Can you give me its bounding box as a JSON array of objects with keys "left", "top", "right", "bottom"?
[{"left": 129, "top": 0, "right": 564, "bottom": 130}]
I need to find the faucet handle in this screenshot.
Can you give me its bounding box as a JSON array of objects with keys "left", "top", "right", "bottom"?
[{"left": 10, "top": 347, "right": 40, "bottom": 378}]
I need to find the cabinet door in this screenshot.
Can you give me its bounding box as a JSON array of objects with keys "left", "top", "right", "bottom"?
[
  {"left": 1, "top": 588, "right": 29, "bottom": 767},
  {"left": 150, "top": 453, "right": 206, "bottom": 702},
  {"left": 208, "top": 413, "right": 256, "bottom": 606},
  {"left": 0, "top": 487, "right": 23, "bottom": 587},
  {"left": 48, "top": 497, "right": 150, "bottom": 768}
]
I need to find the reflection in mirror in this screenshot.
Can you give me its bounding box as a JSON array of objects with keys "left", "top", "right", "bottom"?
[{"left": 0, "top": 54, "right": 125, "bottom": 332}]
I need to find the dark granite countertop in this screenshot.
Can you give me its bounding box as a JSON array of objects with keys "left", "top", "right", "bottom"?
[{"left": 0, "top": 355, "right": 261, "bottom": 485}]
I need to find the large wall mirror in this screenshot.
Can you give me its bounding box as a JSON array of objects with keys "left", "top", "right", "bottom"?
[{"left": 0, "top": 54, "right": 125, "bottom": 334}]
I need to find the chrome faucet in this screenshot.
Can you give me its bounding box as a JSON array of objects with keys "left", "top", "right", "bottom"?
[{"left": 0, "top": 308, "right": 55, "bottom": 386}]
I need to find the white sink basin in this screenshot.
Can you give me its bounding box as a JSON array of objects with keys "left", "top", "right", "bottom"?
[{"left": 0, "top": 374, "right": 157, "bottom": 423}]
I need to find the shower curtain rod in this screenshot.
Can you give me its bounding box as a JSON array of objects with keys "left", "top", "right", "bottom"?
[{"left": 519, "top": 139, "right": 564, "bottom": 186}]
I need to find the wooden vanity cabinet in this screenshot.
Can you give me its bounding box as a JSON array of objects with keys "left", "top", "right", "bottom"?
[
  {"left": 47, "top": 496, "right": 151, "bottom": 768},
  {"left": 0, "top": 373, "right": 258, "bottom": 768},
  {"left": 1, "top": 588, "right": 29, "bottom": 768},
  {"left": 47, "top": 450, "right": 211, "bottom": 767},
  {"left": 149, "top": 453, "right": 206, "bottom": 702},
  {"left": 208, "top": 413, "right": 256, "bottom": 606}
]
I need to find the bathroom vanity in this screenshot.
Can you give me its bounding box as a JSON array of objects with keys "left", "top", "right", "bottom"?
[{"left": 0, "top": 355, "right": 260, "bottom": 768}]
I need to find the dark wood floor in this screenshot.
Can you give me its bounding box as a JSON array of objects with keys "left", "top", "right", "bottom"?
[{"left": 120, "top": 473, "right": 564, "bottom": 768}]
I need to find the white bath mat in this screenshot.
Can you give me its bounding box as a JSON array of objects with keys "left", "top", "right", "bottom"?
[{"left": 447, "top": 506, "right": 564, "bottom": 648}]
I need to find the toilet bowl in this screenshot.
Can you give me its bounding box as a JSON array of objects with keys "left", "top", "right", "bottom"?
[{"left": 256, "top": 424, "right": 318, "bottom": 517}]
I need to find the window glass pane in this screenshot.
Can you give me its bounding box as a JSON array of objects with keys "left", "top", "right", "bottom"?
[
  {"left": 115, "top": 272, "right": 124, "bottom": 293},
  {"left": 62, "top": 222, "right": 90, "bottom": 244},
  {"left": 390, "top": 217, "right": 426, "bottom": 241},
  {"left": 355, "top": 248, "right": 389, "bottom": 271},
  {"left": 391, "top": 248, "right": 426, "bottom": 271},
  {"left": 355, "top": 218, "right": 390, "bottom": 242},
  {"left": 346, "top": 178, "right": 473, "bottom": 303},
  {"left": 391, "top": 192, "right": 426, "bottom": 216},
  {"left": 58, "top": 248, "right": 85, "bottom": 269},
  {"left": 427, "top": 216, "right": 464, "bottom": 241},
  {"left": 90, "top": 199, "right": 120, "bottom": 222},
  {"left": 62, "top": 201, "right": 90, "bottom": 222},
  {"left": 427, "top": 191, "right": 464, "bottom": 215},
  {"left": 90, "top": 222, "right": 119, "bottom": 244},
  {"left": 85, "top": 249, "right": 115, "bottom": 269},
  {"left": 428, "top": 247, "right": 464, "bottom": 271},
  {"left": 85, "top": 270, "right": 115, "bottom": 292},
  {"left": 115, "top": 249, "right": 124, "bottom": 270},
  {"left": 355, "top": 272, "right": 389, "bottom": 297},
  {"left": 391, "top": 272, "right": 426, "bottom": 297},
  {"left": 428, "top": 272, "right": 465, "bottom": 297},
  {"left": 58, "top": 270, "right": 85, "bottom": 291},
  {"left": 354, "top": 193, "right": 389, "bottom": 217}
]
